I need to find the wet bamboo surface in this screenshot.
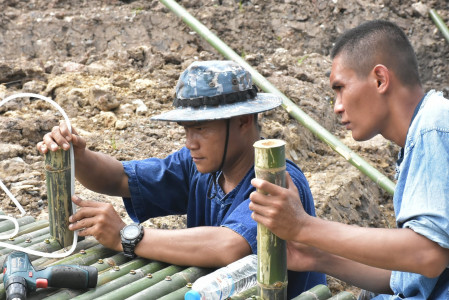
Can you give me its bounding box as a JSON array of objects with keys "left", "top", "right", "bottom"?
[{"left": 0, "top": 213, "right": 355, "bottom": 299}]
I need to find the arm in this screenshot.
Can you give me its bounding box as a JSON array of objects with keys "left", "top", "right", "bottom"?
[
  {"left": 37, "top": 122, "right": 130, "bottom": 197},
  {"left": 249, "top": 173, "right": 449, "bottom": 279},
  {"left": 69, "top": 196, "right": 252, "bottom": 267}
]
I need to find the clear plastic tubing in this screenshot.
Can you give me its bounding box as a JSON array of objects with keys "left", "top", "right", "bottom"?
[{"left": 0, "top": 93, "right": 78, "bottom": 258}]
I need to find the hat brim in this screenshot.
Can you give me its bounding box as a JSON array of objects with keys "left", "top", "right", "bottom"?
[{"left": 151, "top": 93, "right": 283, "bottom": 122}]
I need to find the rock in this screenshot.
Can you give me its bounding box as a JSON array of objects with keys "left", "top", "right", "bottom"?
[
  {"left": 412, "top": 2, "right": 429, "bottom": 17},
  {"left": 0, "top": 143, "right": 24, "bottom": 160},
  {"left": 89, "top": 86, "right": 120, "bottom": 111}
]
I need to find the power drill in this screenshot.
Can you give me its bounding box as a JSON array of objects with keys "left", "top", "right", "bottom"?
[{"left": 2, "top": 251, "right": 98, "bottom": 300}]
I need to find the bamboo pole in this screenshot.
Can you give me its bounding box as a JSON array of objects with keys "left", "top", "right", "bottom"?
[
  {"left": 0, "top": 215, "right": 35, "bottom": 232},
  {"left": 254, "top": 139, "right": 287, "bottom": 299},
  {"left": 158, "top": 286, "right": 190, "bottom": 300},
  {"left": 95, "top": 265, "right": 182, "bottom": 299},
  {"left": 291, "top": 284, "right": 332, "bottom": 300},
  {"left": 429, "top": 9, "right": 449, "bottom": 44},
  {"left": 126, "top": 266, "right": 211, "bottom": 300},
  {"left": 45, "top": 148, "right": 73, "bottom": 248},
  {"left": 159, "top": 0, "right": 396, "bottom": 196},
  {"left": 231, "top": 286, "right": 258, "bottom": 299},
  {"left": 41, "top": 253, "right": 133, "bottom": 300}
]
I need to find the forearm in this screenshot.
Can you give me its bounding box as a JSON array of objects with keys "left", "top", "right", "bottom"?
[
  {"left": 316, "top": 251, "right": 392, "bottom": 294},
  {"left": 299, "top": 216, "right": 449, "bottom": 278},
  {"left": 133, "top": 226, "right": 252, "bottom": 267},
  {"left": 74, "top": 149, "right": 130, "bottom": 197}
]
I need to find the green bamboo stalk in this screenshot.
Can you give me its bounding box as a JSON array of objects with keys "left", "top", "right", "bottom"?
[
  {"left": 31, "top": 237, "right": 99, "bottom": 268},
  {"left": 231, "top": 286, "right": 258, "bottom": 299},
  {"left": 97, "top": 264, "right": 184, "bottom": 300},
  {"left": 46, "top": 243, "right": 116, "bottom": 267},
  {"left": 328, "top": 291, "right": 357, "bottom": 300},
  {"left": 158, "top": 286, "right": 190, "bottom": 300},
  {"left": 254, "top": 139, "right": 287, "bottom": 299},
  {"left": 0, "top": 215, "right": 35, "bottom": 232},
  {"left": 45, "top": 148, "right": 73, "bottom": 248},
  {"left": 126, "top": 266, "right": 211, "bottom": 300},
  {"left": 429, "top": 9, "right": 449, "bottom": 44},
  {"left": 291, "top": 284, "right": 332, "bottom": 300},
  {"left": 92, "top": 253, "right": 131, "bottom": 274},
  {"left": 74, "top": 261, "right": 169, "bottom": 300},
  {"left": 0, "top": 233, "right": 51, "bottom": 256},
  {"left": 41, "top": 253, "right": 133, "bottom": 300},
  {"left": 0, "top": 219, "right": 48, "bottom": 240},
  {"left": 159, "top": 0, "right": 396, "bottom": 196}
]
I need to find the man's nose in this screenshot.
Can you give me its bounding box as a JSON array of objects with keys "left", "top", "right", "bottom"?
[
  {"left": 333, "top": 97, "right": 344, "bottom": 114},
  {"left": 185, "top": 131, "right": 199, "bottom": 150}
]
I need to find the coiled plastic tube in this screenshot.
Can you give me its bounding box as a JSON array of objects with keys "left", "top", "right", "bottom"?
[{"left": 0, "top": 93, "right": 78, "bottom": 258}]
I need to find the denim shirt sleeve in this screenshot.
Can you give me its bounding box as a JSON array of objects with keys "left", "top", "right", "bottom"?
[
  {"left": 121, "top": 147, "right": 193, "bottom": 222},
  {"left": 395, "top": 92, "right": 449, "bottom": 249}
]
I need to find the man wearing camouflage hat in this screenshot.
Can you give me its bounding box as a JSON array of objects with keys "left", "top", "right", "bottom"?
[{"left": 38, "top": 60, "right": 326, "bottom": 297}]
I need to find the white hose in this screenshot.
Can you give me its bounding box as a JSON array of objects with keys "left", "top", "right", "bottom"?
[{"left": 0, "top": 93, "right": 78, "bottom": 258}]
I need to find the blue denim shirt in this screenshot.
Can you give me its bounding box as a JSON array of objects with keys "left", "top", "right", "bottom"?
[
  {"left": 121, "top": 146, "right": 326, "bottom": 297},
  {"left": 374, "top": 90, "right": 449, "bottom": 299}
]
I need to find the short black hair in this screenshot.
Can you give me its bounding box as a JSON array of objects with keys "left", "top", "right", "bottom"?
[{"left": 331, "top": 20, "right": 421, "bottom": 87}]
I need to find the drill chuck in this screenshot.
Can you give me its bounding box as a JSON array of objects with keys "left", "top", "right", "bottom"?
[{"left": 4, "top": 276, "right": 27, "bottom": 300}]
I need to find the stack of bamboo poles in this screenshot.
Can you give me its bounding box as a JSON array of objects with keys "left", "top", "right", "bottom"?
[{"left": 0, "top": 216, "right": 355, "bottom": 299}]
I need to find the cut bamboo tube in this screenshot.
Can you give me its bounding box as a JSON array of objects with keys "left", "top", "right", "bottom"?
[
  {"left": 254, "top": 139, "right": 287, "bottom": 299},
  {"left": 45, "top": 148, "right": 73, "bottom": 248},
  {"left": 292, "top": 284, "right": 332, "bottom": 300}
]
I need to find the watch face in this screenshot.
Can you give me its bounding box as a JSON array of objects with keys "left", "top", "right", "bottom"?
[{"left": 123, "top": 224, "right": 140, "bottom": 239}]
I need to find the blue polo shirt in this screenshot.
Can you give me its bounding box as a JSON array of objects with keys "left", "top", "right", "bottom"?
[{"left": 122, "top": 146, "right": 326, "bottom": 297}]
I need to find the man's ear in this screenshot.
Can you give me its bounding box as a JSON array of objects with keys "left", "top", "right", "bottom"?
[
  {"left": 373, "top": 64, "right": 390, "bottom": 94},
  {"left": 237, "top": 114, "right": 253, "bottom": 130}
]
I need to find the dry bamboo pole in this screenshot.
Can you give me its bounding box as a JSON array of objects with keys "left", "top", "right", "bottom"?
[
  {"left": 45, "top": 148, "right": 73, "bottom": 248},
  {"left": 291, "top": 284, "right": 332, "bottom": 300},
  {"left": 125, "top": 266, "right": 211, "bottom": 300},
  {"left": 254, "top": 139, "right": 288, "bottom": 299},
  {"left": 75, "top": 261, "right": 170, "bottom": 300}
]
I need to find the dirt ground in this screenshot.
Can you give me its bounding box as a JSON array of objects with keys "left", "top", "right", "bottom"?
[{"left": 0, "top": 0, "right": 448, "bottom": 295}]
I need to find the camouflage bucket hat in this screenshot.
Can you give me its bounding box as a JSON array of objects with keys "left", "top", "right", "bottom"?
[{"left": 151, "top": 60, "right": 282, "bottom": 122}]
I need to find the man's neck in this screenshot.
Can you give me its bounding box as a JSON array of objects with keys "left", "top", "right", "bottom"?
[
  {"left": 219, "top": 135, "right": 259, "bottom": 194},
  {"left": 383, "top": 85, "right": 425, "bottom": 147}
]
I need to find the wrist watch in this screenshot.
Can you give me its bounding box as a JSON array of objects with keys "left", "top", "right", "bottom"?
[{"left": 120, "top": 223, "right": 144, "bottom": 259}]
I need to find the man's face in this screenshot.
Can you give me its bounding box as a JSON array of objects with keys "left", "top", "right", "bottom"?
[
  {"left": 179, "top": 119, "right": 227, "bottom": 174},
  {"left": 330, "top": 55, "right": 386, "bottom": 141}
]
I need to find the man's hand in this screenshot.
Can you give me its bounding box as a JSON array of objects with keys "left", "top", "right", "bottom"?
[
  {"left": 249, "top": 172, "right": 310, "bottom": 241},
  {"left": 37, "top": 121, "right": 86, "bottom": 155},
  {"left": 69, "top": 195, "right": 126, "bottom": 252}
]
